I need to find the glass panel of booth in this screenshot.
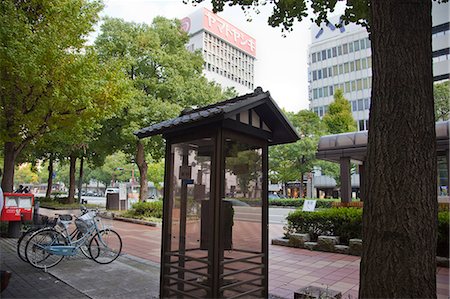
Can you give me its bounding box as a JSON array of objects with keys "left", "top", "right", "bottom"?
[
  {"left": 221, "top": 136, "right": 263, "bottom": 298},
  {"left": 166, "top": 137, "right": 214, "bottom": 297}
]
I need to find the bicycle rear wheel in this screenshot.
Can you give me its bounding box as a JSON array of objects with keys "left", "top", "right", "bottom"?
[
  {"left": 25, "top": 229, "right": 66, "bottom": 269},
  {"left": 17, "top": 228, "right": 39, "bottom": 262},
  {"left": 89, "top": 229, "right": 122, "bottom": 264}
]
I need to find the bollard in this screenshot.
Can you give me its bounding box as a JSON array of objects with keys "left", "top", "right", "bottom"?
[{"left": 33, "top": 198, "right": 40, "bottom": 225}]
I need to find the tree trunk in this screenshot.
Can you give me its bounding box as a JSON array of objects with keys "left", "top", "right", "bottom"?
[
  {"left": 136, "top": 141, "right": 148, "bottom": 201},
  {"left": 2, "top": 142, "right": 17, "bottom": 192},
  {"left": 299, "top": 172, "right": 304, "bottom": 198},
  {"left": 360, "top": 2, "right": 437, "bottom": 298},
  {"left": 45, "top": 156, "right": 54, "bottom": 198},
  {"left": 67, "top": 154, "right": 77, "bottom": 204},
  {"left": 77, "top": 156, "right": 84, "bottom": 204}
]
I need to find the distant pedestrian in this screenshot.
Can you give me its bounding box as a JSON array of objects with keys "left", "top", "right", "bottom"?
[{"left": 15, "top": 185, "right": 24, "bottom": 193}]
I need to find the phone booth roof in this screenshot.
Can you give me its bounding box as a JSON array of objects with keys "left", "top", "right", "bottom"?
[{"left": 134, "top": 87, "right": 299, "bottom": 145}]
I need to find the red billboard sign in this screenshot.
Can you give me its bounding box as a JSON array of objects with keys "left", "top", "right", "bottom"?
[{"left": 182, "top": 8, "right": 256, "bottom": 57}]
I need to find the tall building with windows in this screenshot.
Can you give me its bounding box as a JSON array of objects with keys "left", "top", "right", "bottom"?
[
  {"left": 181, "top": 8, "right": 256, "bottom": 95},
  {"left": 308, "top": 2, "right": 449, "bottom": 131}
]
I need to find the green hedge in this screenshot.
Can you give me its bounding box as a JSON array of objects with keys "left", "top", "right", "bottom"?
[
  {"left": 124, "top": 201, "right": 163, "bottom": 219},
  {"left": 269, "top": 198, "right": 334, "bottom": 209},
  {"left": 285, "top": 208, "right": 362, "bottom": 244},
  {"left": 285, "top": 208, "right": 449, "bottom": 257}
]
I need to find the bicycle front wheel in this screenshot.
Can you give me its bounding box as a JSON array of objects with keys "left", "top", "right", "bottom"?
[
  {"left": 89, "top": 229, "right": 122, "bottom": 264},
  {"left": 25, "top": 229, "right": 66, "bottom": 269}
]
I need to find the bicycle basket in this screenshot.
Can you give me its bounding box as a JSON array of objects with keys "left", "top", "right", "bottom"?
[{"left": 75, "top": 211, "right": 95, "bottom": 233}]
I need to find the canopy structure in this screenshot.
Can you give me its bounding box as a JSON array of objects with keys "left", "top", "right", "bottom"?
[{"left": 316, "top": 121, "right": 450, "bottom": 202}]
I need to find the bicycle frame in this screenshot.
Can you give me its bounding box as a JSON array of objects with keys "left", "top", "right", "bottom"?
[{"left": 42, "top": 214, "right": 104, "bottom": 256}]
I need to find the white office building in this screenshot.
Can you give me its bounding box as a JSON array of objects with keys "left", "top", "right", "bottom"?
[
  {"left": 308, "top": 2, "right": 449, "bottom": 131},
  {"left": 181, "top": 8, "right": 256, "bottom": 95}
]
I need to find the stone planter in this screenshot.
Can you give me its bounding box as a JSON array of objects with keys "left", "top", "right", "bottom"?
[{"left": 317, "top": 236, "right": 340, "bottom": 252}]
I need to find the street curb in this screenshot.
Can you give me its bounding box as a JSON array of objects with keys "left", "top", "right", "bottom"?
[{"left": 100, "top": 212, "right": 161, "bottom": 227}]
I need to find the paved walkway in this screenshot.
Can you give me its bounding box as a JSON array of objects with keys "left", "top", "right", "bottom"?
[{"left": 2, "top": 209, "right": 449, "bottom": 298}]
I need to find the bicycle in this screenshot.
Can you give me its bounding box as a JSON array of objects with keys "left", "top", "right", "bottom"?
[
  {"left": 17, "top": 208, "right": 92, "bottom": 262},
  {"left": 24, "top": 208, "right": 122, "bottom": 269}
]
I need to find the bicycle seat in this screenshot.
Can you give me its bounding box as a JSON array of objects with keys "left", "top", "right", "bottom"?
[{"left": 58, "top": 214, "right": 73, "bottom": 221}]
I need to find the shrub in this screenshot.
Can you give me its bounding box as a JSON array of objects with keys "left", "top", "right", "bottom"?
[
  {"left": 269, "top": 198, "right": 334, "bottom": 209},
  {"left": 285, "top": 208, "right": 449, "bottom": 256},
  {"left": 127, "top": 201, "right": 163, "bottom": 219},
  {"left": 285, "top": 208, "right": 362, "bottom": 243}
]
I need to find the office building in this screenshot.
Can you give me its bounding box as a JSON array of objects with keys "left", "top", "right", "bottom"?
[
  {"left": 308, "top": 2, "right": 449, "bottom": 131},
  {"left": 181, "top": 8, "right": 256, "bottom": 95}
]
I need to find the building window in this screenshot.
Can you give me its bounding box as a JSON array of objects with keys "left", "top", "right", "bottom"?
[
  {"left": 332, "top": 47, "right": 337, "bottom": 57},
  {"left": 352, "top": 100, "right": 357, "bottom": 111},
  {"left": 327, "top": 49, "right": 332, "bottom": 59},
  {"left": 313, "top": 70, "right": 317, "bottom": 81},
  {"left": 323, "top": 68, "right": 328, "bottom": 79},
  {"left": 360, "top": 39, "right": 366, "bottom": 50},
  {"left": 338, "top": 45, "right": 342, "bottom": 56},
  {"left": 350, "top": 61, "right": 355, "bottom": 72},
  {"left": 314, "top": 107, "right": 319, "bottom": 115},
  {"left": 343, "top": 43, "right": 348, "bottom": 54},
  {"left": 354, "top": 40, "right": 360, "bottom": 51},
  {"left": 368, "top": 56, "right": 372, "bottom": 68},
  {"left": 328, "top": 67, "right": 333, "bottom": 77},
  {"left": 366, "top": 37, "right": 371, "bottom": 48},
  {"left": 313, "top": 89, "right": 318, "bottom": 99},
  {"left": 355, "top": 59, "right": 361, "bottom": 71},
  {"left": 364, "top": 98, "right": 370, "bottom": 110},
  {"left": 363, "top": 78, "right": 368, "bottom": 89},
  {"left": 349, "top": 42, "right": 354, "bottom": 53},
  {"left": 324, "top": 105, "right": 329, "bottom": 114},
  {"left": 358, "top": 99, "right": 364, "bottom": 111},
  {"left": 322, "top": 49, "right": 327, "bottom": 60},
  {"left": 339, "top": 64, "right": 344, "bottom": 75},
  {"left": 357, "top": 79, "right": 363, "bottom": 91},
  {"left": 318, "top": 69, "right": 322, "bottom": 79},
  {"left": 319, "top": 106, "right": 324, "bottom": 117},
  {"left": 311, "top": 53, "right": 316, "bottom": 63},
  {"left": 344, "top": 62, "right": 349, "bottom": 73},
  {"left": 362, "top": 58, "right": 367, "bottom": 69},
  {"left": 345, "top": 81, "right": 351, "bottom": 93},
  {"left": 329, "top": 86, "right": 334, "bottom": 95},
  {"left": 323, "top": 86, "right": 329, "bottom": 97},
  {"left": 317, "top": 51, "right": 322, "bottom": 61},
  {"left": 333, "top": 65, "right": 338, "bottom": 76},
  {"left": 365, "top": 120, "right": 369, "bottom": 130},
  {"left": 359, "top": 120, "right": 365, "bottom": 131},
  {"left": 318, "top": 88, "right": 323, "bottom": 98},
  {"left": 351, "top": 80, "right": 356, "bottom": 91}
]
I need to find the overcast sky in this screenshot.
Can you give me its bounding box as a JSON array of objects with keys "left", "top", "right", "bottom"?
[{"left": 98, "top": 0, "right": 337, "bottom": 112}]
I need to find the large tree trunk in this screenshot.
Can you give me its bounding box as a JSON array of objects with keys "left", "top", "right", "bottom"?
[
  {"left": 136, "top": 141, "right": 148, "bottom": 201},
  {"left": 77, "top": 156, "right": 84, "bottom": 204},
  {"left": 360, "top": 2, "right": 437, "bottom": 298},
  {"left": 45, "top": 156, "right": 54, "bottom": 198},
  {"left": 67, "top": 154, "right": 77, "bottom": 204},
  {"left": 2, "top": 142, "right": 16, "bottom": 192}
]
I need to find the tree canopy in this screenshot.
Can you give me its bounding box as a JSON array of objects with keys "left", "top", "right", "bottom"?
[{"left": 323, "top": 89, "right": 357, "bottom": 133}]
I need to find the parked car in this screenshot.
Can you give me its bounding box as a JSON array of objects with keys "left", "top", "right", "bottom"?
[{"left": 268, "top": 193, "right": 280, "bottom": 200}]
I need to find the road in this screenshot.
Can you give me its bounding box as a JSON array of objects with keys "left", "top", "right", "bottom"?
[{"left": 79, "top": 197, "right": 296, "bottom": 224}]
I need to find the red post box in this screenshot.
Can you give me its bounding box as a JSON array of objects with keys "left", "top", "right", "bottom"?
[{"left": 1, "top": 193, "right": 34, "bottom": 222}]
